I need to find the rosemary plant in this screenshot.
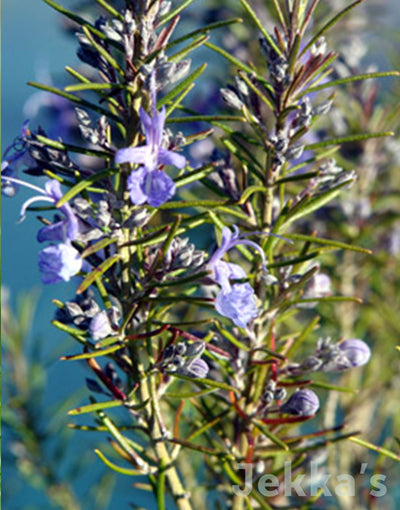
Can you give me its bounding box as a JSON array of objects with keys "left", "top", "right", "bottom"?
[{"left": 2, "top": 0, "right": 399, "bottom": 509}]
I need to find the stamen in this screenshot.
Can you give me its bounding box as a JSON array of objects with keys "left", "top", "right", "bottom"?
[{"left": 1, "top": 175, "right": 47, "bottom": 195}]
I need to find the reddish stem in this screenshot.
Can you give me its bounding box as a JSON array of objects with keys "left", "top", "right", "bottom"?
[
  {"left": 229, "top": 391, "right": 248, "bottom": 420},
  {"left": 261, "top": 414, "right": 315, "bottom": 425},
  {"left": 174, "top": 399, "right": 185, "bottom": 439},
  {"left": 86, "top": 352, "right": 127, "bottom": 400},
  {"left": 125, "top": 324, "right": 170, "bottom": 341}
]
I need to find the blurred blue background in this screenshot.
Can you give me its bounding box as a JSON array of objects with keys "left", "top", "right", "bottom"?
[
  {"left": 2, "top": 1, "right": 155, "bottom": 508},
  {"left": 2, "top": 0, "right": 399, "bottom": 509}
]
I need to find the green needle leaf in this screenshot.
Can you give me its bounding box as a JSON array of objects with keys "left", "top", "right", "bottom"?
[
  {"left": 310, "top": 381, "right": 357, "bottom": 393},
  {"left": 166, "top": 114, "right": 245, "bottom": 124},
  {"left": 68, "top": 400, "right": 124, "bottom": 415},
  {"left": 349, "top": 437, "right": 400, "bottom": 462},
  {"left": 166, "top": 18, "right": 242, "bottom": 51},
  {"left": 93, "top": 0, "right": 124, "bottom": 21},
  {"left": 172, "top": 373, "right": 239, "bottom": 394},
  {"left": 174, "top": 164, "right": 215, "bottom": 187},
  {"left": 305, "top": 131, "right": 394, "bottom": 150},
  {"left": 286, "top": 233, "right": 372, "bottom": 254},
  {"left": 205, "top": 41, "right": 255, "bottom": 75},
  {"left": 56, "top": 168, "right": 118, "bottom": 207},
  {"left": 158, "top": 0, "right": 197, "bottom": 25},
  {"left": 36, "top": 134, "right": 113, "bottom": 158},
  {"left": 61, "top": 344, "right": 124, "bottom": 361},
  {"left": 28, "top": 81, "right": 121, "bottom": 122},
  {"left": 77, "top": 254, "right": 120, "bottom": 294},
  {"left": 94, "top": 449, "right": 145, "bottom": 475},
  {"left": 307, "top": 71, "right": 400, "bottom": 93},
  {"left": 65, "top": 82, "right": 123, "bottom": 92},
  {"left": 238, "top": 0, "right": 282, "bottom": 56},
  {"left": 253, "top": 420, "right": 290, "bottom": 450}
]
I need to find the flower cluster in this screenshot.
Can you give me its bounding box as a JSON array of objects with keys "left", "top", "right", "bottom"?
[{"left": 1, "top": 175, "right": 82, "bottom": 284}]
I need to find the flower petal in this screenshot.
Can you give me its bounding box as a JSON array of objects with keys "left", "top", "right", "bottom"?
[
  {"left": 38, "top": 243, "right": 82, "bottom": 284},
  {"left": 127, "top": 167, "right": 149, "bottom": 205},
  {"left": 45, "top": 179, "right": 63, "bottom": 201},
  {"left": 144, "top": 170, "right": 176, "bottom": 207},
  {"left": 158, "top": 148, "right": 186, "bottom": 169},
  {"left": 139, "top": 107, "right": 154, "bottom": 141},
  {"left": 215, "top": 283, "right": 258, "bottom": 328},
  {"left": 115, "top": 146, "right": 150, "bottom": 165},
  {"left": 37, "top": 221, "right": 66, "bottom": 243},
  {"left": 213, "top": 261, "right": 246, "bottom": 292}
]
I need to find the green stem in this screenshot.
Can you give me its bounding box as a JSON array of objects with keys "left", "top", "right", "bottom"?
[{"left": 136, "top": 364, "right": 192, "bottom": 510}]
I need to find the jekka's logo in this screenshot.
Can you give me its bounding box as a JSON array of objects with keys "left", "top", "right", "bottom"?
[{"left": 232, "top": 462, "right": 387, "bottom": 498}]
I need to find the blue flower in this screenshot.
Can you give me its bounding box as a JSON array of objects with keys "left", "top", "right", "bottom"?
[
  {"left": 320, "top": 338, "right": 371, "bottom": 372},
  {"left": 337, "top": 339, "right": 371, "bottom": 368},
  {"left": 207, "top": 225, "right": 270, "bottom": 328},
  {"left": 208, "top": 225, "right": 268, "bottom": 287},
  {"left": 127, "top": 166, "right": 177, "bottom": 207},
  {"left": 280, "top": 389, "right": 320, "bottom": 416},
  {"left": 183, "top": 358, "right": 209, "bottom": 379},
  {"left": 215, "top": 283, "right": 258, "bottom": 329},
  {"left": 36, "top": 180, "right": 79, "bottom": 242},
  {"left": 115, "top": 104, "right": 185, "bottom": 207},
  {"left": 0, "top": 175, "right": 79, "bottom": 242},
  {"left": 38, "top": 243, "right": 82, "bottom": 284}
]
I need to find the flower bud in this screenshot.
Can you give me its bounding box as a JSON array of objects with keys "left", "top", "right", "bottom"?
[
  {"left": 220, "top": 88, "right": 244, "bottom": 110},
  {"left": 317, "top": 338, "right": 370, "bottom": 373},
  {"left": 184, "top": 358, "right": 209, "bottom": 379},
  {"left": 338, "top": 339, "right": 371, "bottom": 368},
  {"left": 280, "top": 389, "right": 320, "bottom": 416},
  {"left": 89, "top": 310, "right": 113, "bottom": 341},
  {"left": 284, "top": 143, "right": 305, "bottom": 161},
  {"left": 313, "top": 99, "right": 333, "bottom": 117}
]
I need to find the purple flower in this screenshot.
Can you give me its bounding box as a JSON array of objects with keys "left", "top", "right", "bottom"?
[
  {"left": 321, "top": 338, "right": 371, "bottom": 372},
  {"left": 0, "top": 176, "right": 79, "bottom": 242},
  {"left": 280, "top": 389, "right": 320, "bottom": 416},
  {"left": 116, "top": 106, "right": 186, "bottom": 170},
  {"left": 115, "top": 101, "right": 186, "bottom": 207},
  {"left": 208, "top": 226, "right": 268, "bottom": 278},
  {"left": 338, "top": 339, "right": 371, "bottom": 368},
  {"left": 38, "top": 243, "right": 82, "bottom": 284},
  {"left": 127, "top": 166, "right": 176, "bottom": 207},
  {"left": 36, "top": 180, "right": 79, "bottom": 242},
  {"left": 215, "top": 283, "right": 258, "bottom": 329},
  {"left": 207, "top": 225, "right": 272, "bottom": 328},
  {"left": 207, "top": 225, "right": 270, "bottom": 291}
]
